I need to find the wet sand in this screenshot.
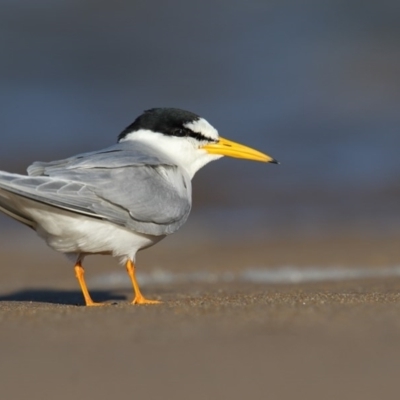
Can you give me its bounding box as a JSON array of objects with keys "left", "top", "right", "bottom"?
[{"left": 1, "top": 228, "right": 400, "bottom": 400}]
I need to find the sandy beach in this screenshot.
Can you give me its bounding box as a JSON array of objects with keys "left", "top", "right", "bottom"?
[{"left": 1, "top": 224, "right": 400, "bottom": 400}]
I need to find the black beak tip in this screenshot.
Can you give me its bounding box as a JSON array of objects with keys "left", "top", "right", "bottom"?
[{"left": 270, "top": 158, "right": 279, "bottom": 165}]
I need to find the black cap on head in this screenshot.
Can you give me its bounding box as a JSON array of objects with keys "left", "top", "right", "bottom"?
[{"left": 118, "top": 108, "right": 201, "bottom": 141}]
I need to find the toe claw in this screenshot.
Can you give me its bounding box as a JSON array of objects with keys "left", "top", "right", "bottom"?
[{"left": 132, "top": 296, "right": 162, "bottom": 305}]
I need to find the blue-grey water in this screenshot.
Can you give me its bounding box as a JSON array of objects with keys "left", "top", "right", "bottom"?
[{"left": 1, "top": 1, "right": 400, "bottom": 234}]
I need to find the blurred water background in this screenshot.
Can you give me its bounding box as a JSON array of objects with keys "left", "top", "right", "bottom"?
[{"left": 0, "top": 0, "right": 400, "bottom": 239}]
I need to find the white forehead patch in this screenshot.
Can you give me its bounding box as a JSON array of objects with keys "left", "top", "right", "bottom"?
[{"left": 184, "top": 118, "right": 219, "bottom": 141}]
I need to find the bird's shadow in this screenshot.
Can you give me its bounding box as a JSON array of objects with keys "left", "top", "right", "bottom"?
[{"left": 0, "top": 288, "right": 127, "bottom": 306}]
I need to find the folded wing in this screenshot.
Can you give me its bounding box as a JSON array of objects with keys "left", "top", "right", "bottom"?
[{"left": 0, "top": 142, "right": 191, "bottom": 236}]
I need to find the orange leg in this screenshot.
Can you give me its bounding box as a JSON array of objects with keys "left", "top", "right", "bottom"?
[
  {"left": 126, "top": 260, "right": 162, "bottom": 305},
  {"left": 74, "top": 262, "right": 105, "bottom": 306}
]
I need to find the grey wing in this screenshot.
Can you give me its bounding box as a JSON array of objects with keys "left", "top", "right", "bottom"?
[
  {"left": 0, "top": 171, "right": 120, "bottom": 221},
  {"left": 56, "top": 165, "right": 193, "bottom": 235},
  {"left": 27, "top": 141, "right": 170, "bottom": 176},
  {"left": 2, "top": 145, "right": 192, "bottom": 235}
]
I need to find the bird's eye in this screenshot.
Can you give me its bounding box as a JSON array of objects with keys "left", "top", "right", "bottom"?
[{"left": 172, "top": 128, "right": 187, "bottom": 137}]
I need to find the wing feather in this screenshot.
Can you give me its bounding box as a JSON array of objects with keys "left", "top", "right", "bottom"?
[
  {"left": 27, "top": 142, "right": 167, "bottom": 175},
  {"left": 1, "top": 142, "right": 192, "bottom": 236}
]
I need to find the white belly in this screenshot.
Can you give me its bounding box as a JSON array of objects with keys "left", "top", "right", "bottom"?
[
  {"left": 36, "top": 211, "right": 164, "bottom": 262},
  {"left": 2, "top": 191, "right": 164, "bottom": 262}
]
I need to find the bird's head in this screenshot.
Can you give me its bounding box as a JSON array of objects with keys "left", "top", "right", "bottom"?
[{"left": 118, "top": 108, "right": 277, "bottom": 178}]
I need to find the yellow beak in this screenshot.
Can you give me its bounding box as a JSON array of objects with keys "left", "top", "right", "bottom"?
[{"left": 202, "top": 137, "right": 278, "bottom": 163}]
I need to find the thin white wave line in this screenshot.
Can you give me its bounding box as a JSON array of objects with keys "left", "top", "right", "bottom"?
[{"left": 88, "top": 266, "right": 400, "bottom": 289}]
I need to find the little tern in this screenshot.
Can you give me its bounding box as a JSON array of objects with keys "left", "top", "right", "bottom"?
[{"left": 0, "top": 108, "right": 277, "bottom": 306}]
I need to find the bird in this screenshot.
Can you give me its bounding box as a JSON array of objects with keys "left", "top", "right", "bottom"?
[{"left": 0, "top": 108, "right": 277, "bottom": 306}]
